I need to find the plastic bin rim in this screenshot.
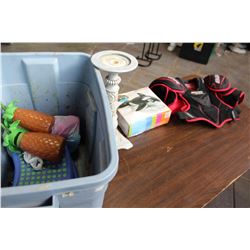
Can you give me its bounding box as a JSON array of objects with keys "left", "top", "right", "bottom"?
[
  {"left": 1, "top": 153, "right": 119, "bottom": 196},
  {"left": 1, "top": 52, "right": 91, "bottom": 56},
  {"left": 1, "top": 52, "right": 119, "bottom": 196}
]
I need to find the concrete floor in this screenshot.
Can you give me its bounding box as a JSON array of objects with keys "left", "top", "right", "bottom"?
[{"left": 1, "top": 43, "right": 250, "bottom": 207}]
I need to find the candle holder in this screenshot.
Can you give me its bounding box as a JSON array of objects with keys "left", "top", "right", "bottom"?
[{"left": 91, "top": 50, "right": 138, "bottom": 150}]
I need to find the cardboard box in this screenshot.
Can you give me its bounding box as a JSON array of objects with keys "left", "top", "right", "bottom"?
[{"left": 117, "top": 87, "right": 171, "bottom": 137}]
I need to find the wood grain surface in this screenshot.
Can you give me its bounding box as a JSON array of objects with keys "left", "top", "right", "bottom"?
[{"left": 104, "top": 105, "right": 250, "bottom": 208}]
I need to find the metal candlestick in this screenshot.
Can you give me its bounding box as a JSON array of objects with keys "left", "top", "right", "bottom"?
[{"left": 91, "top": 50, "right": 138, "bottom": 150}]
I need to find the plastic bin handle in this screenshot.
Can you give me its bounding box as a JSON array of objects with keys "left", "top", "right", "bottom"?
[{"left": 41, "top": 195, "right": 60, "bottom": 208}]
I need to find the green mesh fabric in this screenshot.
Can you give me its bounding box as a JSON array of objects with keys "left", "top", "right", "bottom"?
[{"left": 16, "top": 152, "right": 69, "bottom": 186}]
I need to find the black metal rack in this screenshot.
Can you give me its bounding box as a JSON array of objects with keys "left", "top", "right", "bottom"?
[{"left": 136, "top": 43, "right": 162, "bottom": 67}]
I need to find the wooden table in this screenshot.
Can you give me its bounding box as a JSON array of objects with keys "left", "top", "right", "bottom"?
[{"left": 104, "top": 105, "right": 250, "bottom": 208}]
